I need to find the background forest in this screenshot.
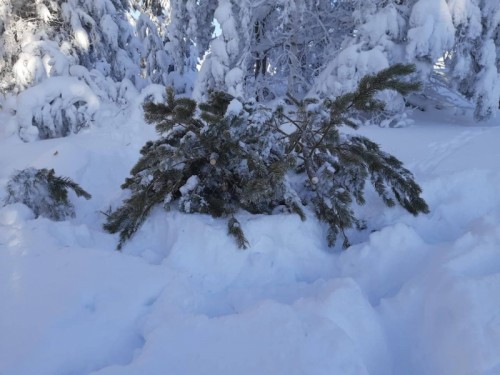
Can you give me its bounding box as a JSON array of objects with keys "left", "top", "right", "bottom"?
[{"left": 0, "top": 0, "right": 498, "bottom": 136}]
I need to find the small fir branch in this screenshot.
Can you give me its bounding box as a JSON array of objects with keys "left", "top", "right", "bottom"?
[
  {"left": 227, "top": 217, "right": 249, "bottom": 249},
  {"left": 50, "top": 174, "right": 92, "bottom": 200},
  {"left": 4, "top": 168, "right": 91, "bottom": 221},
  {"left": 143, "top": 102, "right": 173, "bottom": 125},
  {"left": 144, "top": 87, "right": 198, "bottom": 134},
  {"left": 103, "top": 191, "right": 159, "bottom": 250}
]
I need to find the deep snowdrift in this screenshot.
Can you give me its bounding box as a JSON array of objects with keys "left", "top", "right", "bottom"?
[{"left": 1, "top": 105, "right": 500, "bottom": 375}]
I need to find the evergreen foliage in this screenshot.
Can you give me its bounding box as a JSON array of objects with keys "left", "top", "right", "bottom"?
[
  {"left": 274, "top": 64, "right": 428, "bottom": 247},
  {"left": 104, "top": 87, "right": 301, "bottom": 249},
  {"left": 4, "top": 168, "right": 91, "bottom": 220},
  {"left": 105, "top": 65, "right": 429, "bottom": 250}
]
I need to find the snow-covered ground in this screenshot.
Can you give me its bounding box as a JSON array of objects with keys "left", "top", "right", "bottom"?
[{"left": 1, "top": 105, "right": 500, "bottom": 375}]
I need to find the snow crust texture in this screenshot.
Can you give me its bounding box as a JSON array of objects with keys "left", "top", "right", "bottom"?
[{"left": 1, "top": 107, "right": 500, "bottom": 375}]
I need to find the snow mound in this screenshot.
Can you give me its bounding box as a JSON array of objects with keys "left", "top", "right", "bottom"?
[{"left": 1, "top": 105, "right": 500, "bottom": 374}]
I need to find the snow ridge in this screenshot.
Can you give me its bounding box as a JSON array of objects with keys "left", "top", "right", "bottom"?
[{"left": 1, "top": 104, "right": 500, "bottom": 374}]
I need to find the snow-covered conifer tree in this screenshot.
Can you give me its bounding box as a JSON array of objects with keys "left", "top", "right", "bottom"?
[
  {"left": 193, "top": 0, "right": 245, "bottom": 100},
  {"left": 0, "top": 0, "right": 98, "bottom": 140},
  {"left": 0, "top": 0, "right": 67, "bottom": 93},
  {"left": 276, "top": 0, "right": 338, "bottom": 98},
  {"left": 186, "top": 0, "right": 217, "bottom": 59},
  {"left": 446, "top": 0, "right": 499, "bottom": 120},
  {"left": 312, "top": 1, "right": 408, "bottom": 92},
  {"left": 135, "top": 11, "right": 172, "bottom": 86},
  {"left": 60, "top": 0, "right": 143, "bottom": 87},
  {"left": 313, "top": 0, "right": 498, "bottom": 121},
  {"left": 194, "top": 0, "right": 342, "bottom": 101},
  {"left": 1, "top": 0, "right": 144, "bottom": 92},
  {"left": 0, "top": 0, "right": 157, "bottom": 140},
  {"left": 162, "top": 0, "right": 198, "bottom": 93},
  {"left": 135, "top": 0, "right": 205, "bottom": 93}
]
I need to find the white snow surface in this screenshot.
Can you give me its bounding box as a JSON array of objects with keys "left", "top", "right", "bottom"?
[{"left": 1, "top": 104, "right": 500, "bottom": 375}]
